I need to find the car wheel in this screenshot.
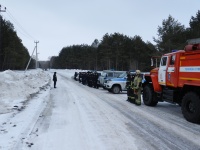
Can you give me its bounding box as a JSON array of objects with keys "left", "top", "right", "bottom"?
[{"left": 112, "top": 85, "right": 120, "bottom": 94}]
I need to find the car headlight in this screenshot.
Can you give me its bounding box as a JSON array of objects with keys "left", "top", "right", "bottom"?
[{"left": 106, "top": 79, "right": 112, "bottom": 83}]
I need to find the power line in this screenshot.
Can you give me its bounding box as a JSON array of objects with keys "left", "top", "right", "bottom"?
[
  {"left": 6, "top": 9, "right": 36, "bottom": 40},
  {"left": 0, "top": 4, "right": 41, "bottom": 64},
  {"left": 2, "top": 13, "right": 34, "bottom": 40},
  {"left": 0, "top": 5, "right": 36, "bottom": 41}
]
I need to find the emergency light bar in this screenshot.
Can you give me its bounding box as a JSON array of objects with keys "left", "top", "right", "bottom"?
[{"left": 171, "top": 50, "right": 178, "bottom": 52}]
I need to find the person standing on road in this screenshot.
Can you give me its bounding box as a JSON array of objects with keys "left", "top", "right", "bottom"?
[
  {"left": 53, "top": 72, "right": 57, "bottom": 88},
  {"left": 126, "top": 71, "right": 132, "bottom": 101},
  {"left": 133, "top": 70, "right": 142, "bottom": 105},
  {"left": 129, "top": 74, "right": 136, "bottom": 103},
  {"left": 93, "top": 71, "right": 99, "bottom": 89}
]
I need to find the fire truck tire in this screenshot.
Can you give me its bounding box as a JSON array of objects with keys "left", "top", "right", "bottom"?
[
  {"left": 182, "top": 92, "right": 200, "bottom": 123},
  {"left": 143, "top": 84, "right": 158, "bottom": 106}
]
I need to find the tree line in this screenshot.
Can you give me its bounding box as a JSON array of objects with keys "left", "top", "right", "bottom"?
[
  {"left": 0, "top": 10, "right": 200, "bottom": 71},
  {"left": 50, "top": 10, "right": 200, "bottom": 71},
  {"left": 0, "top": 16, "right": 35, "bottom": 71}
]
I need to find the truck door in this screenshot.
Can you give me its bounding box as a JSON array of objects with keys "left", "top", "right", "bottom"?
[
  {"left": 166, "top": 54, "right": 177, "bottom": 87},
  {"left": 158, "top": 56, "right": 168, "bottom": 85}
]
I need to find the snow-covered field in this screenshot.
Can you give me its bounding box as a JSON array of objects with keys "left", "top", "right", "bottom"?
[{"left": 0, "top": 69, "right": 200, "bottom": 150}]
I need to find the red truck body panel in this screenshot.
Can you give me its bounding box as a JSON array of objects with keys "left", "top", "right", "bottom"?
[
  {"left": 178, "top": 50, "right": 200, "bottom": 87},
  {"left": 150, "top": 44, "right": 200, "bottom": 91}
]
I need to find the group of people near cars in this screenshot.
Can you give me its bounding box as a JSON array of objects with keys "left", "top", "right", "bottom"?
[
  {"left": 126, "top": 70, "right": 142, "bottom": 106},
  {"left": 75, "top": 71, "right": 100, "bottom": 88},
  {"left": 73, "top": 69, "right": 143, "bottom": 106}
]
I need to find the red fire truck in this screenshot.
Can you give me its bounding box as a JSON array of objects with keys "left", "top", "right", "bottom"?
[{"left": 142, "top": 39, "right": 200, "bottom": 123}]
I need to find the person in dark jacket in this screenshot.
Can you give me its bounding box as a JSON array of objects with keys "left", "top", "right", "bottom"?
[
  {"left": 126, "top": 71, "right": 132, "bottom": 101},
  {"left": 74, "top": 72, "right": 78, "bottom": 81},
  {"left": 129, "top": 74, "right": 136, "bottom": 103},
  {"left": 53, "top": 72, "right": 57, "bottom": 88},
  {"left": 133, "top": 70, "right": 142, "bottom": 105}
]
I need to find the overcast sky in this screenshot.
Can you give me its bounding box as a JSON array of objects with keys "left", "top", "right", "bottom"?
[{"left": 1, "top": 0, "right": 200, "bottom": 61}]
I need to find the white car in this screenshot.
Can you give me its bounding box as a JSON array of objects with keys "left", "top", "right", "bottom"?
[
  {"left": 98, "top": 70, "right": 125, "bottom": 88},
  {"left": 104, "top": 72, "right": 128, "bottom": 94},
  {"left": 104, "top": 72, "right": 147, "bottom": 94}
]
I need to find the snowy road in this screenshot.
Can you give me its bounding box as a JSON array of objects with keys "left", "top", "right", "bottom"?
[{"left": 1, "top": 70, "right": 200, "bottom": 150}]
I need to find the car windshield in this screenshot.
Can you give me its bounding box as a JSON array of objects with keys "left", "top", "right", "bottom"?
[
  {"left": 118, "top": 72, "right": 126, "bottom": 78},
  {"left": 101, "top": 72, "right": 107, "bottom": 77}
]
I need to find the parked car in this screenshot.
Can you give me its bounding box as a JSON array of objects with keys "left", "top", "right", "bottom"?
[
  {"left": 104, "top": 71, "right": 147, "bottom": 94},
  {"left": 97, "top": 70, "right": 126, "bottom": 89}
]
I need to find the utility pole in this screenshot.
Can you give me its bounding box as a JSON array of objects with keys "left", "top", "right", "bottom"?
[
  {"left": 25, "top": 46, "right": 36, "bottom": 73},
  {"left": 34, "top": 41, "right": 39, "bottom": 69},
  {"left": 0, "top": 5, "right": 6, "bottom": 70}
]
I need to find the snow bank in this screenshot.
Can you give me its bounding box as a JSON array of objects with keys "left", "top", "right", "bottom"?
[{"left": 0, "top": 69, "right": 51, "bottom": 114}]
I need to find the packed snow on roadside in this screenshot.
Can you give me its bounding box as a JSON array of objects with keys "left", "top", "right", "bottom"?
[
  {"left": 0, "top": 69, "right": 88, "bottom": 150},
  {"left": 0, "top": 69, "right": 50, "bottom": 114},
  {"left": 0, "top": 69, "right": 51, "bottom": 149}
]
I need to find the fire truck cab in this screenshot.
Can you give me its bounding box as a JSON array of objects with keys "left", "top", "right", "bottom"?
[{"left": 142, "top": 39, "right": 200, "bottom": 123}]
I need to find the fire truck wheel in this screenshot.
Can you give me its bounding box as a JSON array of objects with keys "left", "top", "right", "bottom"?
[
  {"left": 182, "top": 92, "right": 200, "bottom": 123},
  {"left": 143, "top": 84, "right": 158, "bottom": 106}
]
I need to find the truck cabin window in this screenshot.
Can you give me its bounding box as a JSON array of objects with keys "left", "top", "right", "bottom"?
[{"left": 160, "top": 57, "right": 167, "bottom": 66}]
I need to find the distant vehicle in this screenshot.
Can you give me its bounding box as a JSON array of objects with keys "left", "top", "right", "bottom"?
[
  {"left": 98, "top": 70, "right": 126, "bottom": 88},
  {"left": 104, "top": 71, "right": 146, "bottom": 94}
]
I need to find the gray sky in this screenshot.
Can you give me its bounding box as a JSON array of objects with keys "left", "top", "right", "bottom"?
[{"left": 1, "top": 0, "right": 200, "bottom": 61}]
